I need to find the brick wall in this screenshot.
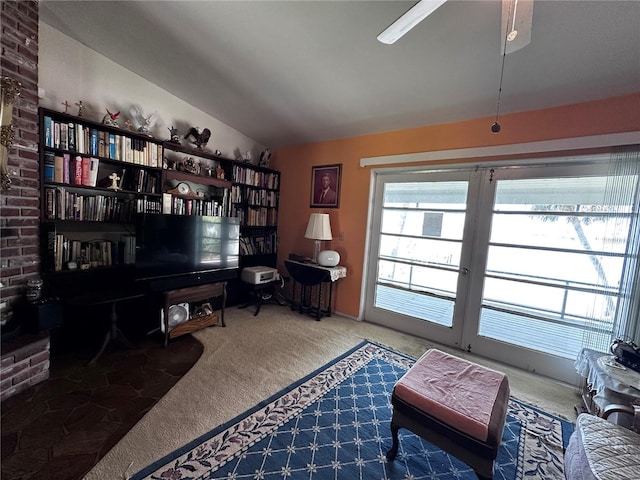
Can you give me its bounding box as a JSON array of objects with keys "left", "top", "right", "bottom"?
[
  {"left": 0, "top": 1, "right": 40, "bottom": 307},
  {"left": 0, "top": 332, "right": 49, "bottom": 402},
  {"left": 1, "top": 1, "right": 47, "bottom": 402}
]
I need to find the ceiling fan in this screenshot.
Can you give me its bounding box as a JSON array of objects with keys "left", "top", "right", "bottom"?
[{"left": 377, "top": 0, "right": 533, "bottom": 54}]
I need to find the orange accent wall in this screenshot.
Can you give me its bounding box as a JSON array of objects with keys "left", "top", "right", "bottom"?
[{"left": 271, "top": 93, "right": 640, "bottom": 318}]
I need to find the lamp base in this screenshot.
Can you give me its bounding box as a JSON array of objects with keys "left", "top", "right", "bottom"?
[{"left": 318, "top": 250, "right": 340, "bottom": 267}]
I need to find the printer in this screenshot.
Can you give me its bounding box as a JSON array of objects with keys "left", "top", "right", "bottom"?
[{"left": 241, "top": 266, "right": 280, "bottom": 285}]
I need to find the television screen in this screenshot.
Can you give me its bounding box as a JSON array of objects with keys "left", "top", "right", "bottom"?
[{"left": 135, "top": 214, "right": 240, "bottom": 281}]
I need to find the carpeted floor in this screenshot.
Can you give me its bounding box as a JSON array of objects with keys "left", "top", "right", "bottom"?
[
  {"left": 131, "top": 341, "right": 574, "bottom": 480},
  {"left": 82, "top": 305, "right": 580, "bottom": 480}
]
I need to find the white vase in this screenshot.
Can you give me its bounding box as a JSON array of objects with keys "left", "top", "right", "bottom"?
[{"left": 318, "top": 250, "right": 340, "bottom": 267}]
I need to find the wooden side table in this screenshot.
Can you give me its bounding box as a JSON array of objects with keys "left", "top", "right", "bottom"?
[
  {"left": 284, "top": 260, "right": 347, "bottom": 321},
  {"left": 162, "top": 282, "right": 226, "bottom": 346}
]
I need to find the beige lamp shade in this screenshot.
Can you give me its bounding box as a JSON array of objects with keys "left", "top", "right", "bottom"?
[
  {"left": 304, "top": 213, "right": 333, "bottom": 240},
  {"left": 305, "top": 213, "right": 333, "bottom": 264}
]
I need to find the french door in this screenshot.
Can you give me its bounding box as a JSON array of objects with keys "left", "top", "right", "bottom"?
[{"left": 364, "top": 157, "right": 639, "bottom": 384}]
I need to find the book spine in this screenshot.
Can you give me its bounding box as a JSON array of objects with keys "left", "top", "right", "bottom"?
[
  {"left": 67, "top": 123, "right": 76, "bottom": 152},
  {"left": 90, "top": 129, "right": 99, "bottom": 156},
  {"left": 109, "top": 134, "right": 116, "bottom": 159},
  {"left": 53, "top": 121, "right": 60, "bottom": 149},
  {"left": 88, "top": 157, "right": 99, "bottom": 187},
  {"left": 73, "top": 155, "right": 82, "bottom": 185},
  {"left": 54, "top": 155, "right": 64, "bottom": 183},
  {"left": 43, "top": 152, "right": 55, "bottom": 182},
  {"left": 44, "top": 116, "right": 53, "bottom": 147},
  {"left": 81, "top": 157, "right": 91, "bottom": 186},
  {"left": 60, "top": 123, "right": 68, "bottom": 150},
  {"left": 62, "top": 153, "right": 71, "bottom": 184}
]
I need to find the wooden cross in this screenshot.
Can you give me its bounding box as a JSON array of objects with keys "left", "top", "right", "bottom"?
[
  {"left": 61, "top": 101, "right": 71, "bottom": 113},
  {"left": 108, "top": 172, "right": 120, "bottom": 191},
  {"left": 124, "top": 120, "right": 133, "bottom": 131}
]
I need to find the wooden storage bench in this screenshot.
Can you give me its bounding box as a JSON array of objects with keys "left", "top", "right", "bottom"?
[{"left": 162, "top": 282, "right": 226, "bottom": 346}]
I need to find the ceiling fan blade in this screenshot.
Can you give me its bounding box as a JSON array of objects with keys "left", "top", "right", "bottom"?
[{"left": 377, "top": 0, "right": 448, "bottom": 45}]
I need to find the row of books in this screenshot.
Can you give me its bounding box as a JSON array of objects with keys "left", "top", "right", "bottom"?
[
  {"left": 243, "top": 206, "right": 278, "bottom": 227},
  {"left": 230, "top": 185, "right": 278, "bottom": 207},
  {"left": 46, "top": 234, "right": 135, "bottom": 272},
  {"left": 233, "top": 165, "right": 280, "bottom": 189},
  {"left": 239, "top": 233, "right": 277, "bottom": 256},
  {"left": 44, "top": 152, "right": 99, "bottom": 187},
  {"left": 43, "top": 115, "right": 162, "bottom": 167},
  {"left": 44, "top": 187, "right": 161, "bottom": 222},
  {"left": 161, "top": 193, "right": 228, "bottom": 217}
]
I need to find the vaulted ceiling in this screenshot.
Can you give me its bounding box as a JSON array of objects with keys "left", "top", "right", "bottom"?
[{"left": 40, "top": 1, "right": 640, "bottom": 148}]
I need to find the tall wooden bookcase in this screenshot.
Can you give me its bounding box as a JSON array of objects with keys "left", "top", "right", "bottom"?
[{"left": 38, "top": 107, "right": 280, "bottom": 310}]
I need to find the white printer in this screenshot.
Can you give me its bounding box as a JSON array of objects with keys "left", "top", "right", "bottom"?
[{"left": 241, "top": 266, "right": 280, "bottom": 285}]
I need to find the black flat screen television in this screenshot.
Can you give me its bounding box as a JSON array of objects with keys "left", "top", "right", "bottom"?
[{"left": 135, "top": 214, "right": 240, "bottom": 282}]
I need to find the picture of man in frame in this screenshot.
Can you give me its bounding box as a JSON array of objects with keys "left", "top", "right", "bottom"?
[{"left": 311, "top": 165, "right": 341, "bottom": 208}]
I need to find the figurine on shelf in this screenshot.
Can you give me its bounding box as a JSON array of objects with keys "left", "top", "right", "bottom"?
[
  {"left": 184, "top": 126, "right": 211, "bottom": 150},
  {"left": 129, "top": 104, "right": 157, "bottom": 135},
  {"left": 102, "top": 108, "right": 120, "bottom": 127},
  {"left": 259, "top": 148, "right": 271, "bottom": 167},
  {"left": 215, "top": 165, "right": 225, "bottom": 179},
  {"left": 107, "top": 172, "right": 120, "bottom": 191},
  {"left": 181, "top": 156, "right": 200, "bottom": 175},
  {"left": 167, "top": 126, "right": 180, "bottom": 144},
  {"left": 75, "top": 101, "right": 84, "bottom": 117}
]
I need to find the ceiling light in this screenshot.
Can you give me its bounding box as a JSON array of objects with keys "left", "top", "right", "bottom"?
[{"left": 377, "top": 0, "right": 447, "bottom": 45}]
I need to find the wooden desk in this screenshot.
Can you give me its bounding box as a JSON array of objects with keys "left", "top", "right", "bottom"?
[{"left": 284, "top": 260, "right": 346, "bottom": 320}]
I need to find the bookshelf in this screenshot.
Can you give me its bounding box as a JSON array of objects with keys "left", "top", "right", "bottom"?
[
  {"left": 38, "top": 107, "right": 280, "bottom": 311},
  {"left": 231, "top": 164, "right": 280, "bottom": 269},
  {"left": 39, "top": 107, "right": 162, "bottom": 274}
]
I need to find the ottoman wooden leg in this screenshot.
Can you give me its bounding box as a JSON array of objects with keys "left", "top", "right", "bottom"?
[{"left": 386, "top": 421, "right": 400, "bottom": 460}]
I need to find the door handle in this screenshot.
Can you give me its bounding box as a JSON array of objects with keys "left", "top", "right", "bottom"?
[{"left": 460, "top": 268, "right": 469, "bottom": 275}]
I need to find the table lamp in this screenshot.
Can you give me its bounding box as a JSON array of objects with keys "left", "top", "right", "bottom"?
[{"left": 304, "top": 213, "right": 340, "bottom": 266}]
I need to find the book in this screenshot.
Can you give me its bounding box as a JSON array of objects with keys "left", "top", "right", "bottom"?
[
  {"left": 44, "top": 187, "right": 56, "bottom": 219},
  {"left": 62, "top": 153, "right": 71, "bottom": 184},
  {"left": 67, "top": 123, "right": 76, "bottom": 152},
  {"left": 53, "top": 155, "right": 64, "bottom": 183},
  {"left": 81, "top": 157, "right": 91, "bottom": 186},
  {"left": 44, "top": 116, "right": 53, "bottom": 147},
  {"left": 109, "top": 133, "right": 116, "bottom": 159},
  {"left": 43, "top": 152, "right": 55, "bottom": 182},
  {"left": 88, "top": 157, "right": 99, "bottom": 187},
  {"left": 53, "top": 121, "right": 60, "bottom": 149},
  {"left": 73, "top": 156, "right": 83, "bottom": 185},
  {"left": 90, "top": 129, "right": 98, "bottom": 156},
  {"left": 60, "top": 123, "right": 68, "bottom": 150},
  {"left": 76, "top": 124, "right": 84, "bottom": 153}
]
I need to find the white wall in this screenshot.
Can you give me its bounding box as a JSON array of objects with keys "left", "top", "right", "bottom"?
[{"left": 38, "top": 23, "right": 264, "bottom": 160}]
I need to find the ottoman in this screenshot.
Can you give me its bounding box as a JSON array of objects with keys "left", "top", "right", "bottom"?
[{"left": 387, "top": 349, "right": 510, "bottom": 480}]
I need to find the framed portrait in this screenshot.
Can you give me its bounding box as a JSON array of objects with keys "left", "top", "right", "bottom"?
[{"left": 310, "top": 164, "right": 341, "bottom": 208}]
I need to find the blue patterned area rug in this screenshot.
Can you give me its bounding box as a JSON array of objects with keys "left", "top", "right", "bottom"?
[{"left": 132, "top": 341, "right": 573, "bottom": 480}]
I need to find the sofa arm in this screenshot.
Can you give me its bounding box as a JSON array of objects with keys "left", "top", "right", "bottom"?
[{"left": 602, "top": 403, "right": 640, "bottom": 432}]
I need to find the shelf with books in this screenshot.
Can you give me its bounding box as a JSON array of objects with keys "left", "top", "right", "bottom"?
[
  {"left": 39, "top": 107, "right": 163, "bottom": 278},
  {"left": 41, "top": 221, "right": 136, "bottom": 274}
]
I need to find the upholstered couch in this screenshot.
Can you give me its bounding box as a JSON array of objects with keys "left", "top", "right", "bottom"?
[{"left": 564, "top": 404, "right": 640, "bottom": 479}]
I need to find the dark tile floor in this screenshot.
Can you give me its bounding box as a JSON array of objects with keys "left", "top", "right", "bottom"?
[{"left": 1, "top": 334, "right": 203, "bottom": 480}]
